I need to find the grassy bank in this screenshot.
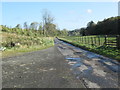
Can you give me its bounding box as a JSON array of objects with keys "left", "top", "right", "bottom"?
[
  {"left": 58, "top": 36, "right": 120, "bottom": 62},
  {"left": 2, "top": 44, "right": 54, "bottom": 58},
  {"left": 1, "top": 32, "right": 54, "bottom": 58}
]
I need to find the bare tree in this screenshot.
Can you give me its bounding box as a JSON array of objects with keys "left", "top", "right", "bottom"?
[
  {"left": 42, "top": 9, "right": 54, "bottom": 35},
  {"left": 24, "top": 22, "right": 28, "bottom": 30}
]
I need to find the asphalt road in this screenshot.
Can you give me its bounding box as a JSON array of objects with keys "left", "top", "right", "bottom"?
[
  {"left": 56, "top": 38, "right": 119, "bottom": 88},
  {"left": 2, "top": 39, "right": 85, "bottom": 88},
  {"left": 2, "top": 38, "right": 120, "bottom": 88}
]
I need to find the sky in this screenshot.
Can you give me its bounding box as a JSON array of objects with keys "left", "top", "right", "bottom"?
[{"left": 1, "top": 2, "right": 118, "bottom": 30}]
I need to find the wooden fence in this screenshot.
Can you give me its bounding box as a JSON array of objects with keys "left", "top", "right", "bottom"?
[{"left": 76, "top": 35, "right": 120, "bottom": 49}]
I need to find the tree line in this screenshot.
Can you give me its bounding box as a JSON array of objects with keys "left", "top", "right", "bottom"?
[
  {"left": 69, "top": 16, "right": 120, "bottom": 36},
  {"left": 1, "top": 10, "right": 68, "bottom": 37},
  {"left": 1, "top": 12, "right": 119, "bottom": 37}
]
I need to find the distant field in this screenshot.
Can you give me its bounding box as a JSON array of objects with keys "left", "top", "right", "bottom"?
[
  {"left": 61, "top": 35, "right": 117, "bottom": 48},
  {"left": 59, "top": 36, "right": 120, "bottom": 61},
  {"left": 1, "top": 32, "right": 54, "bottom": 58}
]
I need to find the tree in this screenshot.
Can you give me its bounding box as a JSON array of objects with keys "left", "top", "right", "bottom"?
[
  {"left": 24, "top": 22, "right": 28, "bottom": 30},
  {"left": 42, "top": 9, "right": 55, "bottom": 36},
  {"left": 30, "top": 22, "right": 39, "bottom": 30},
  {"left": 38, "top": 23, "right": 43, "bottom": 31},
  {"left": 86, "top": 21, "right": 96, "bottom": 35},
  {"left": 62, "top": 29, "right": 68, "bottom": 36},
  {"left": 15, "top": 24, "right": 21, "bottom": 29},
  {"left": 80, "top": 28, "right": 86, "bottom": 36},
  {"left": 87, "top": 21, "right": 95, "bottom": 27}
]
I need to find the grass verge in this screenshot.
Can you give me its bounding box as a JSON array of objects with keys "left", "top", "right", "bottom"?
[
  {"left": 58, "top": 38, "right": 120, "bottom": 62},
  {"left": 1, "top": 32, "right": 55, "bottom": 58},
  {"left": 2, "top": 43, "right": 54, "bottom": 58}
]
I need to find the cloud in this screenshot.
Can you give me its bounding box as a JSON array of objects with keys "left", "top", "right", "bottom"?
[{"left": 87, "top": 9, "right": 92, "bottom": 14}]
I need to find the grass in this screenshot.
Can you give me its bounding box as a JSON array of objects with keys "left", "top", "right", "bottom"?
[
  {"left": 61, "top": 35, "right": 117, "bottom": 47},
  {"left": 2, "top": 43, "right": 54, "bottom": 58},
  {"left": 59, "top": 36, "right": 120, "bottom": 62},
  {"left": 1, "top": 32, "right": 54, "bottom": 58}
]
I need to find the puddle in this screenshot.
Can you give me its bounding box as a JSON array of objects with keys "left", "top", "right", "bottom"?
[
  {"left": 72, "top": 63, "right": 83, "bottom": 68},
  {"left": 86, "top": 53, "right": 99, "bottom": 59},
  {"left": 49, "top": 68, "right": 56, "bottom": 71},
  {"left": 78, "top": 65, "right": 89, "bottom": 72},
  {"left": 58, "top": 46, "right": 66, "bottom": 49},
  {"left": 66, "top": 57, "right": 93, "bottom": 74},
  {"left": 57, "top": 39, "right": 119, "bottom": 88},
  {"left": 99, "top": 58, "right": 119, "bottom": 65},
  {"left": 70, "top": 61, "right": 93, "bottom": 74},
  {"left": 74, "top": 52, "right": 83, "bottom": 55},
  {"left": 68, "top": 61, "right": 77, "bottom": 65},
  {"left": 65, "top": 57, "right": 81, "bottom": 62},
  {"left": 106, "top": 65, "right": 119, "bottom": 72},
  {"left": 83, "top": 66, "right": 93, "bottom": 74},
  {"left": 92, "top": 58, "right": 100, "bottom": 61},
  {"left": 63, "top": 42, "right": 75, "bottom": 47},
  {"left": 98, "top": 60, "right": 120, "bottom": 72},
  {"left": 20, "top": 64, "right": 26, "bottom": 67}
]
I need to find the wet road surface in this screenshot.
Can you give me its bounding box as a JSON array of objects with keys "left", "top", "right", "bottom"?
[
  {"left": 2, "top": 38, "right": 120, "bottom": 88},
  {"left": 56, "top": 38, "right": 119, "bottom": 88},
  {"left": 2, "top": 39, "right": 85, "bottom": 88}
]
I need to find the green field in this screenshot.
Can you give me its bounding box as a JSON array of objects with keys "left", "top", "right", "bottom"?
[
  {"left": 61, "top": 35, "right": 117, "bottom": 47},
  {"left": 59, "top": 36, "right": 120, "bottom": 61}
]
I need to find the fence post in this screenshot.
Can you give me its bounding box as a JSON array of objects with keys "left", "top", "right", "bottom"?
[
  {"left": 81, "top": 37, "right": 83, "bottom": 44},
  {"left": 104, "top": 35, "right": 107, "bottom": 46},
  {"left": 80, "top": 37, "right": 81, "bottom": 43},
  {"left": 91, "top": 37, "right": 94, "bottom": 46},
  {"left": 98, "top": 36, "right": 101, "bottom": 46},
  {"left": 88, "top": 37, "right": 89, "bottom": 44},
  {"left": 117, "top": 35, "right": 120, "bottom": 49},
  {"left": 94, "top": 37, "right": 96, "bottom": 45},
  {"left": 84, "top": 36, "right": 86, "bottom": 44},
  {"left": 83, "top": 36, "right": 84, "bottom": 44}
]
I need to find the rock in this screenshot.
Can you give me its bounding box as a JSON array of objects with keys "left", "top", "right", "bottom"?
[{"left": 0, "top": 47, "right": 6, "bottom": 51}]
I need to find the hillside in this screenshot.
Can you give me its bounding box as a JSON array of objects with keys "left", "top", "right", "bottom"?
[{"left": 1, "top": 32, "right": 54, "bottom": 58}]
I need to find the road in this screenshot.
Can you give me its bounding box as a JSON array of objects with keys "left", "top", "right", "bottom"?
[{"left": 2, "top": 38, "right": 120, "bottom": 88}]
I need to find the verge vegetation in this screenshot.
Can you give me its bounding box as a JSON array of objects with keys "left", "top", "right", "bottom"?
[
  {"left": 59, "top": 36, "right": 120, "bottom": 61},
  {"left": 1, "top": 32, "right": 54, "bottom": 58}
]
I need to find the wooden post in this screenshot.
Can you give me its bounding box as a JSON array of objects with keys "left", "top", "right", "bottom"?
[
  {"left": 91, "top": 37, "right": 94, "bottom": 46},
  {"left": 83, "top": 36, "right": 84, "bottom": 44},
  {"left": 81, "top": 37, "right": 82, "bottom": 44},
  {"left": 80, "top": 37, "right": 81, "bottom": 43},
  {"left": 82, "top": 37, "right": 83, "bottom": 44},
  {"left": 94, "top": 37, "right": 96, "bottom": 45},
  {"left": 104, "top": 35, "right": 107, "bottom": 46},
  {"left": 81, "top": 37, "right": 82, "bottom": 43},
  {"left": 117, "top": 35, "right": 120, "bottom": 49},
  {"left": 88, "top": 37, "right": 89, "bottom": 44},
  {"left": 98, "top": 36, "right": 101, "bottom": 46},
  {"left": 84, "top": 36, "right": 86, "bottom": 44}
]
